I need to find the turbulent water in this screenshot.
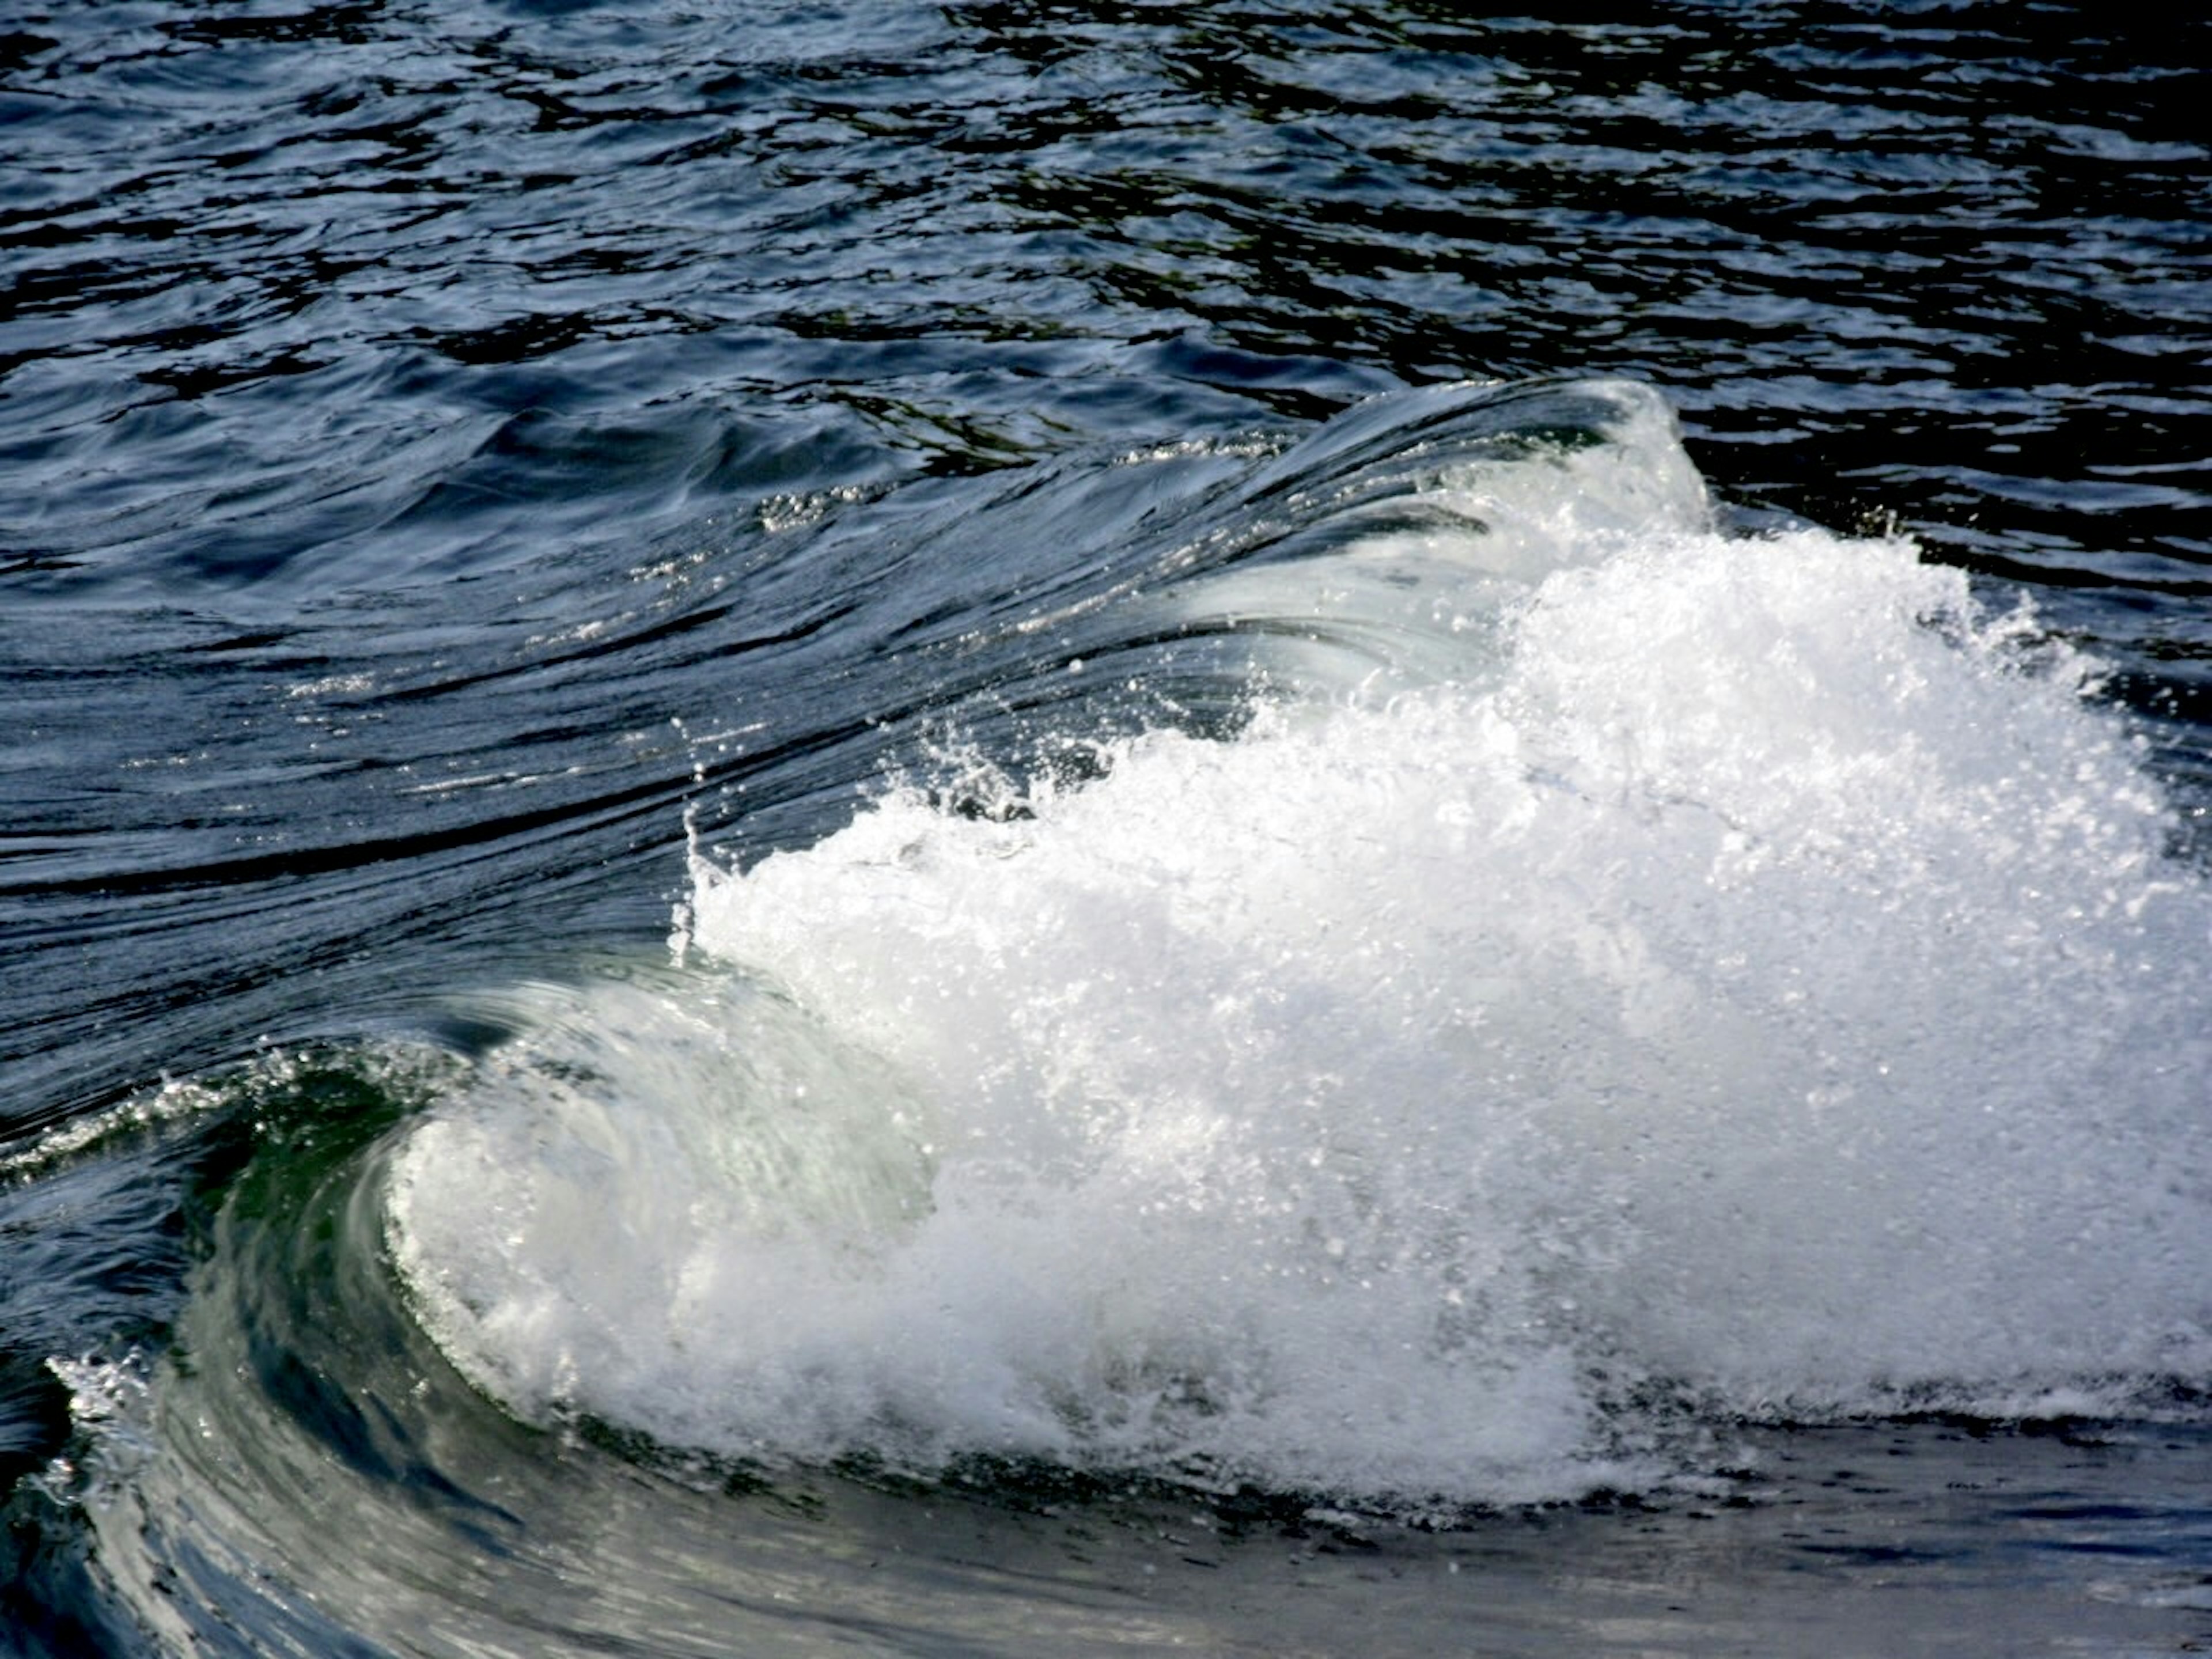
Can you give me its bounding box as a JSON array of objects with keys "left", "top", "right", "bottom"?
[{"left": 5, "top": 5, "right": 2211, "bottom": 1656}]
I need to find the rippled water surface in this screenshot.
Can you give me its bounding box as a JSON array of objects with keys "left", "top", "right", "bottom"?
[{"left": 4, "top": 4, "right": 2210, "bottom": 1654}]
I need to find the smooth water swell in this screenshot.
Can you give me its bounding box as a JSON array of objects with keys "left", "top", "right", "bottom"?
[{"left": 387, "top": 384, "right": 2212, "bottom": 1509}]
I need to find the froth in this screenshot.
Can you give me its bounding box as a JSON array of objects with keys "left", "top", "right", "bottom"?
[{"left": 387, "top": 399, "right": 2212, "bottom": 1506}]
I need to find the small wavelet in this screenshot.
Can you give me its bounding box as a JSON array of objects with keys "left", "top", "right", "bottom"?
[{"left": 385, "top": 381, "right": 2212, "bottom": 1511}]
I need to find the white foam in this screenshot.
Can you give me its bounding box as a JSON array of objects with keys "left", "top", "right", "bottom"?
[{"left": 387, "top": 389, "right": 2212, "bottom": 1505}]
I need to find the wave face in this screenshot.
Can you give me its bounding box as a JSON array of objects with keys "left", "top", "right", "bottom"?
[{"left": 386, "top": 381, "right": 2212, "bottom": 1508}]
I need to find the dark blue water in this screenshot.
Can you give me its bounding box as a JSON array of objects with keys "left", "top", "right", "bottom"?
[{"left": 4, "top": 5, "right": 2210, "bottom": 1654}]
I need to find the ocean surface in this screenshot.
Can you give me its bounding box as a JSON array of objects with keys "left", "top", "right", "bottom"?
[{"left": 4, "top": 3, "right": 2211, "bottom": 1653}]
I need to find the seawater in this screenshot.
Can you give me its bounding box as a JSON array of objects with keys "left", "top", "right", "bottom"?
[
  {"left": 4, "top": 4, "right": 2210, "bottom": 1655},
  {"left": 388, "top": 384, "right": 2212, "bottom": 1509}
]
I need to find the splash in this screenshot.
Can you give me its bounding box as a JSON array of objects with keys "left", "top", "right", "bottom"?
[
  {"left": 387, "top": 382, "right": 2212, "bottom": 1507},
  {"left": 31, "top": 1351, "right": 155, "bottom": 1512}
]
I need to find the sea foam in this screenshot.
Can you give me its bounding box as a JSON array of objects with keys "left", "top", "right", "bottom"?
[{"left": 387, "top": 383, "right": 2212, "bottom": 1505}]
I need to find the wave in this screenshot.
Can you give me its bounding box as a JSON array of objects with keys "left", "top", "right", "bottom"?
[{"left": 384, "top": 380, "right": 2212, "bottom": 1509}]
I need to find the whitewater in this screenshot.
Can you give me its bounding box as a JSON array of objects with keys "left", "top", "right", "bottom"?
[{"left": 386, "top": 382, "right": 2212, "bottom": 1512}]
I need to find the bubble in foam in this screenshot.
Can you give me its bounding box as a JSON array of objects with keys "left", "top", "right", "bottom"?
[{"left": 387, "top": 389, "right": 2212, "bottom": 1507}]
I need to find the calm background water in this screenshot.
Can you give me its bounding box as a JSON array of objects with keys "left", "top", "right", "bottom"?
[{"left": 3, "top": 3, "right": 2210, "bottom": 1654}]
